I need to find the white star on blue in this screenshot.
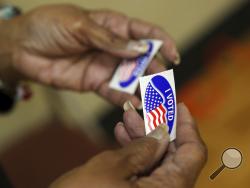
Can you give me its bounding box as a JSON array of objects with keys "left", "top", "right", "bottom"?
[{"left": 144, "top": 82, "right": 163, "bottom": 113}]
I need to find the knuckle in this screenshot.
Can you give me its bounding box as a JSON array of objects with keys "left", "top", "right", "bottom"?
[
  {"left": 124, "top": 140, "right": 158, "bottom": 171},
  {"left": 191, "top": 143, "right": 208, "bottom": 165},
  {"left": 38, "top": 71, "right": 52, "bottom": 85},
  {"left": 123, "top": 111, "right": 136, "bottom": 124},
  {"left": 138, "top": 139, "right": 158, "bottom": 156},
  {"left": 102, "top": 32, "right": 119, "bottom": 46},
  {"left": 71, "top": 19, "right": 86, "bottom": 33},
  {"left": 70, "top": 17, "right": 91, "bottom": 35},
  {"left": 198, "top": 141, "right": 208, "bottom": 164}
]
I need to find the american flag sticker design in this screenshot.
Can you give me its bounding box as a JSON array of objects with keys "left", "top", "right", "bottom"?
[
  {"left": 109, "top": 39, "right": 163, "bottom": 94},
  {"left": 140, "top": 69, "right": 177, "bottom": 141}
]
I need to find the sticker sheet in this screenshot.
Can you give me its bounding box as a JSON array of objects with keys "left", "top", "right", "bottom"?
[{"left": 109, "top": 39, "right": 163, "bottom": 94}]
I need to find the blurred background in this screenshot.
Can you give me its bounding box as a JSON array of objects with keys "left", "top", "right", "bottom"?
[{"left": 0, "top": 0, "right": 249, "bottom": 187}]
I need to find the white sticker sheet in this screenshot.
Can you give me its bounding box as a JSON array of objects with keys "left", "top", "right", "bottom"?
[{"left": 109, "top": 39, "right": 163, "bottom": 94}]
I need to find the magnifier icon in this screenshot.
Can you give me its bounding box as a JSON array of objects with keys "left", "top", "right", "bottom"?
[{"left": 210, "top": 148, "right": 242, "bottom": 180}]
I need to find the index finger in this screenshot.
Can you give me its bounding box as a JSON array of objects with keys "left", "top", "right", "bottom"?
[
  {"left": 173, "top": 103, "right": 207, "bottom": 172},
  {"left": 128, "top": 18, "right": 180, "bottom": 65},
  {"left": 123, "top": 108, "right": 145, "bottom": 139},
  {"left": 175, "top": 103, "right": 203, "bottom": 147}
]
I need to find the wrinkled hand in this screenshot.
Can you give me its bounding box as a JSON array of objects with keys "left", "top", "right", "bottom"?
[
  {"left": 114, "top": 102, "right": 207, "bottom": 188},
  {"left": 50, "top": 103, "right": 207, "bottom": 188},
  {"left": 50, "top": 125, "right": 169, "bottom": 188},
  {"left": 1, "top": 4, "right": 179, "bottom": 107}
]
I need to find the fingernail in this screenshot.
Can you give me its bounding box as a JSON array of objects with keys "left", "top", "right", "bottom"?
[
  {"left": 127, "top": 41, "right": 149, "bottom": 54},
  {"left": 174, "top": 52, "right": 181, "bottom": 65},
  {"left": 147, "top": 124, "right": 169, "bottom": 140},
  {"left": 136, "top": 102, "right": 143, "bottom": 110},
  {"left": 171, "top": 48, "right": 181, "bottom": 65},
  {"left": 117, "top": 122, "right": 124, "bottom": 127},
  {"left": 123, "top": 100, "right": 136, "bottom": 111}
]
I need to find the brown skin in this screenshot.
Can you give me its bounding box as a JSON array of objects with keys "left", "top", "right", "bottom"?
[
  {"left": 50, "top": 103, "right": 207, "bottom": 188},
  {"left": 0, "top": 4, "right": 179, "bottom": 107},
  {"left": 0, "top": 4, "right": 205, "bottom": 187}
]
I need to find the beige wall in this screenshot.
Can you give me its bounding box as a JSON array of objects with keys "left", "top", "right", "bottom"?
[
  {"left": 7, "top": 0, "right": 244, "bottom": 47},
  {"left": 0, "top": 0, "right": 245, "bottom": 154}
]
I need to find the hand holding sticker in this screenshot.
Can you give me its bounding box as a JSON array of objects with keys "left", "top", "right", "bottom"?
[{"left": 109, "top": 39, "right": 163, "bottom": 94}]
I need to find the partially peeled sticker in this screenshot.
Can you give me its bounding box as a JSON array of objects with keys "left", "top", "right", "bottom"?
[{"left": 109, "top": 39, "right": 163, "bottom": 94}]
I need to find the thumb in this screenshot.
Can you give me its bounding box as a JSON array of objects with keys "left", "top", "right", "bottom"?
[
  {"left": 87, "top": 21, "right": 149, "bottom": 58},
  {"left": 116, "top": 124, "right": 169, "bottom": 179}
]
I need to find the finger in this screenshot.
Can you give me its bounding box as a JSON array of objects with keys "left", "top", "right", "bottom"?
[
  {"left": 135, "top": 88, "right": 142, "bottom": 105},
  {"left": 88, "top": 10, "right": 179, "bottom": 65},
  {"left": 114, "top": 122, "right": 132, "bottom": 146},
  {"left": 84, "top": 18, "right": 149, "bottom": 58},
  {"left": 156, "top": 52, "right": 172, "bottom": 68},
  {"left": 116, "top": 124, "right": 169, "bottom": 179},
  {"left": 160, "top": 103, "right": 207, "bottom": 176},
  {"left": 97, "top": 82, "right": 141, "bottom": 108},
  {"left": 166, "top": 142, "right": 177, "bottom": 156},
  {"left": 129, "top": 18, "right": 180, "bottom": 65},
  {"left": 174, "top": 103, "right": 207, "bottom": 167},
  {"left": 36, "top": 55, "right": 88, "bottom": 91},
  {"left": 136, "top": 104, "right": 206, "bottom": 188},
  {"left": 162, "top": 103, "right": 207, "bottom": 166},
  {"left": 146, "top": 57, "right": 166, "bottom": 75},
  {"left": 122, "top": 101, "right": 145, "bottom": 139},
  {"left": 175, "top": 103, "right": 204, "bottom": 147},
  {"left": 88, "top": 9, "right": 131, "bottom": 39}
]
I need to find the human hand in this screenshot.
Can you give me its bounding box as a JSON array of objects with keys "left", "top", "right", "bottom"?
[
  {"left": 50, "top": 103, "right": 206, "bottom": 188},
  {"left": 50, "top": 125, "right": 169, "bottom": 188},
  {"left": 114, "top": 102, "right": 207, "bottom": 188},
  {"left": 0, "top": 4, "right": 179, "bottom": 107}
]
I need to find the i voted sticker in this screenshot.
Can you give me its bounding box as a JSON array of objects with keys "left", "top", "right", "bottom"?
[
  {"left": 139, "top": 69, "right": 177, "bottom": 141},
  {"left": 109, "top": 39, "right": 163, "bottom": 94}
]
